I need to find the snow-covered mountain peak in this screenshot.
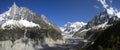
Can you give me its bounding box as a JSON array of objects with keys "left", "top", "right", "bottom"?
[
  {"left": 11, "top": 2, "right": 19, "bottom": 11},
  {"left": 0, "top": 3, "right": 63, "bottom": 50},
  {"left": 0, "top": 2, "right": 62, "bottom": 32},
  {"left": 63, "top": 22, "right": 87, "bottom": 34},
  {"left": 64, "top": 22, "right": 86, "bottom": 28},
  {"left": 7, "top": 2, "right": 19, "bottom": 16},
  {"left": 0, "top": 3, "right": 35, "bottom": 20},
  {"left": 86, "top": 10, "right": 119, "bottom": 29},
  {"left": 0, "top": 2, "right": 18, "bottom": 16},
  {"left": 0, "top": 3, "right": 42, "bottom": 29}
]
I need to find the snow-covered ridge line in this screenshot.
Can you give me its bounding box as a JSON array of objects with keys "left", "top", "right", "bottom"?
[{"left": 1, "top": 19, "right": 40, "bottom": 29}]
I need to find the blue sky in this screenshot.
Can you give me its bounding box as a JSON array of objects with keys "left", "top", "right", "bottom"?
[{"left": 0, "top": 0, "right": 119, "bottom": 27}]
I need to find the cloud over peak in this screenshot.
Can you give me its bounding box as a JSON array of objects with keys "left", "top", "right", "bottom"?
[
  {"left": 98, "top": 0, "right": 120, "bottom": 18},
  {"left": 98, "top": 0, "right": 109, "bottom": 8}
]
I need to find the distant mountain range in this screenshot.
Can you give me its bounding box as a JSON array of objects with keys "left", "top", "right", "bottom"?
[
  {"left": 61, "top": 9, "right": 120, "bottom": 50},
  {"left": 62, "top": 10, "right": 120, "bottom": 38},
  {"left": 62, "top": 22, "right": 86, "bottom": 34}
]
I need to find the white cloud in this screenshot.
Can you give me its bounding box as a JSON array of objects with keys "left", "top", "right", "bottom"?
[
  {"left": 97, "top": 0, "right": 108, "bottom": 8},
  {"left": 98, "top": 0, "right": 120, "bottom": 18}
]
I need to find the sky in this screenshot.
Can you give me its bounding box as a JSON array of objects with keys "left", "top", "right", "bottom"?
[{"left": 0, "top": 0, "right": 120, "bottom": 27}]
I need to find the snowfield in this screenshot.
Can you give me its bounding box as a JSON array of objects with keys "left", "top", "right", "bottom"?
[{"left": 1, "top": 19, "right": 40, "bottom": 29}]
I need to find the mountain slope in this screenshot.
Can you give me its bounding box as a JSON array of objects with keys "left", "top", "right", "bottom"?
[
  {"left": 81, "top": 20, "right": 120, "bottom": 50},
  {"left": 0, "top": 3, "right": 63, "bottom": 50},
  {"left": 0, "top": 3, "right": 62, "bottom": 40},
  {"left": 72, "top": 11, "right": 120, "bottom": 50},
  {"left": 74, "top": 11, "right": 120, "bottom": 39}
]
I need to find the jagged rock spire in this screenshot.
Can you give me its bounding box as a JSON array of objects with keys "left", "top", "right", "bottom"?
[
  {"left": 9, "top": 2, "right": 19, "bottom": 15},
  {"left": 11, "top": 2, "right": 19, "bottom": 9},
  {"left": 13, "top": 2, "right": 17, "bottom": 7}
]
